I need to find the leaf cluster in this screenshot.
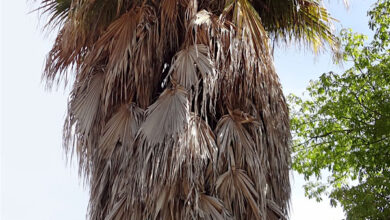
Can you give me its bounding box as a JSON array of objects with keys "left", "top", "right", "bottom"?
[
  {"left": 38, "top": 0, "right": 339, "bottom": 219},
  {"left": 289, "top": 1, "right": 390, "bottom": 219}
]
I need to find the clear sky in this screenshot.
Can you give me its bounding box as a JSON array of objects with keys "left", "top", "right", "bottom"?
[{"left": 1, "top": 1, "right": 376, "bottom": 219}]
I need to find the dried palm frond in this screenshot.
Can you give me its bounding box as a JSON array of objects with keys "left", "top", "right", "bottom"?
[
  {"left": 88, "top": 103, "right": 144, "bottom": 220},
  {"left": 42, "top": 22, "right": 82, "bottom": 88},
  {"left": 168, "top": 43, "right": 217, "bottom": 116},
  {"left": 120, "top": 87, "right": 221, "bottom": 219},
  {"left": 87, "top": 9, "right": 138, "bottom": 76},
  {"left": 85, "top": 5, "right": 161, "bottom": 109},
  {"left": 137, "top": 85, "right": 189, "bottom": 147},
  {"left": 215, "top": 111, "right": 260, "bottom": 171},
  {"left": 234, "top": 0, "right": 270, "bottom": 57},
  {"left": 198, "top": 193, "right": 232, "bottom": 220},
  {"left": 214, "top": 110, "right": 268, "bottom": 218},
  {"left": 42, "top": 0, "right": 125, "bottom": 88},
  {"left": 160, "top": 0, "right": 180, "bottom": 50},
  {"left": 69, "top": 73, "right": 104, "bottom": 139},
  {"left": 63, "top": 73, "right": 104, "bottom": 173},
  {"left": 169, "top": 44, "right": 214, "bottom": 91},
  {"left": 98, "top": 104, "right": 144, "bottom": 158},
  {"left": 39, "top": 0, "right": 340, "bottom": 219},
  {"left": 216, "top": 168, "right": 262, "bottom": 219}
]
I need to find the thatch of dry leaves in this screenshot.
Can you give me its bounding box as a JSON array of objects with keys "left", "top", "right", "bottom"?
[{"left": 39, "top": 0, "right": 337, "bottom": 219}]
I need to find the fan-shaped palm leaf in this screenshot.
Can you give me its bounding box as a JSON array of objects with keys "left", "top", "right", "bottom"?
[{"left": 39, "top": 0, "right": 341, "bottom": 219}]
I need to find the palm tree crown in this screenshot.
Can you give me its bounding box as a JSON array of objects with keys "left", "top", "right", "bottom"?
[{"left": 40, "top": 0, "right": 336, "bottom": 219}]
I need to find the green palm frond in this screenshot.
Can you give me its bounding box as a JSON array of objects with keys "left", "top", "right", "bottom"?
[
  {"left": 38, "top": 0, "right": 71, "bottom": 28},
  {"left": 253, "top": 0, "right": 338, "bottom": 52}
]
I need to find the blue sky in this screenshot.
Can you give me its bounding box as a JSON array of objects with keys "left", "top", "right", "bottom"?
[{"left": 1, "top": 1, "right": 376, "bottom": 219}]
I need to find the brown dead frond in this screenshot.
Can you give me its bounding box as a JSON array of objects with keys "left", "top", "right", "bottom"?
[
  {"left": 99, "top": 103, "right": 144, "bottom": 158},
  {"left": 37, "top": 0, "right": 335, "bottom": 219},
  {"left": 169, "top": 44, "right": 215, "bottom": 91},
  {"left": 138, "top": 85, "right": 189, "bottom": 146},
  {"left": 198, "top": 193, "right": 232, "bottom": 220},
  {"left": 63, "top": 72, "right": 104, "bottom": 174},
  {"left": 216, "top": 168, "right": 262, "bottom": 219}
]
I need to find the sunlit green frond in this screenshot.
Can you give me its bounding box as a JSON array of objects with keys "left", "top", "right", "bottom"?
[{"left": 252, "top": 0, "right": 338, "bottom": 52}]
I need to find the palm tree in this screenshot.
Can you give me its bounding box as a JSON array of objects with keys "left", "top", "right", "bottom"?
[{"left": 40, "top": 0, "right": 337, "bottom": 219}]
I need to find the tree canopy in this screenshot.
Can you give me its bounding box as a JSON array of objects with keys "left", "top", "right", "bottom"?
[{"left": 289, "top": 0, "right": 390, "bottom": 219}]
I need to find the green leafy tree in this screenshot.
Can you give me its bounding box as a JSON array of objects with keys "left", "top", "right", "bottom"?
[{"left": 289, "top": 1, "right": 390, "bottom": 219}]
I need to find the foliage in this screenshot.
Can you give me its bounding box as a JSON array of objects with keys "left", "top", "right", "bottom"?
[
  {"left": 38, "top": 0, "right": 342, "bottom": 219},
  {"left": 289, "top": 1, "right": 390, "bottom": 219}
]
